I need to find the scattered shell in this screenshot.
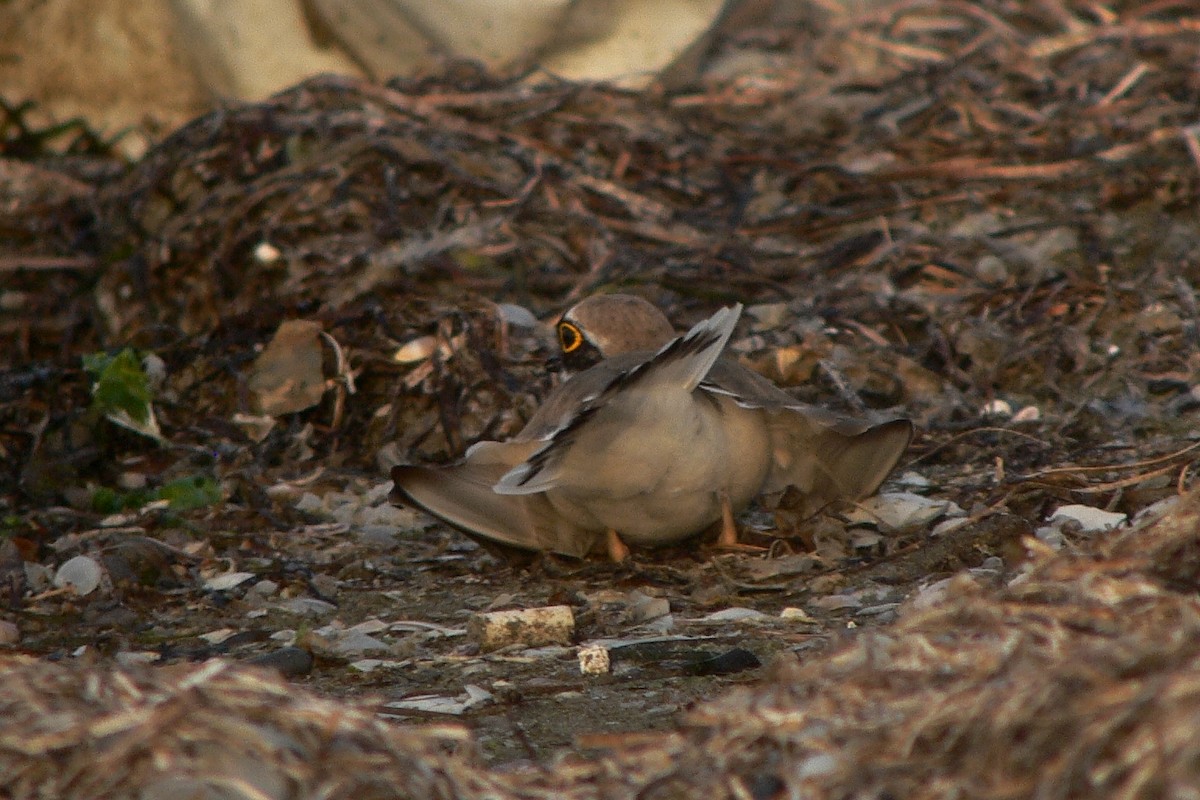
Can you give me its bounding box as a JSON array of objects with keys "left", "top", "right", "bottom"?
[
  {"left": 253, "top": 240, "right": 282, "bottom": 264},
  {"left": 280, "top": 598, "right": 337, "bottom": 615},
  {"left": 53, "top": 556, "right": 103, "bottom": 596},
  {"left": 1012, "top": 405, "right": 1041, "bottom": 423},
  {"left": 848, "top": 528, "right": 884, "bottom": 550},
  {"left": 780, "top": 607, "right": 818, "bottom": 623},
  {"left": 383, "top": 685, "right": 493, "bottom": 716},
  {"left": 329, "top": 632, "right": 391, "bottom": 656},
  {"left": 626, "top": 591, "right": 671, "bottom": 624},
  {"left": 931, "top": 517, "right": 971, "bottom": 537},
  {"left": 981, "top": 399, "right": 1013, "bottom": 418},
  {"left": 349, "top": 659, "right": 407, "bottom": 674},
  {"left": 893, "top": 471, "right": 932, "bottom": 490},
  {"left": 199, "top": 628, "right": 238, "bottom": 645},
  {"left": 850, "top": 492, "right": 964, "bottom": 530},
  {"left": 393, "top": 335, "right": 438, "bottom": 364},
  {"left": 694, "top": 608, "right": 771, "bottom": 624},
  {"left": 204, "top": 572, "right": 255, "bottom": 592},
  {"left": 248, "top": 579, "right": 279, "bottom": 597},
  {"left": 346, "top": 618, "right": 389, "bottom": 635},
  {"left": 1049, "top": 504, "right": 1128, "bottom": 533},
  {"left": 231, "top": 413, "right": 276, "bottom": 443},
  {"left": 385, "top": 619, "right": 466, "bottom": 638},
  {"left": 811, "top": 594, "right": 863, "bottom": 611},
  {"left": 496, "top": 302, "right": 538, "bottom": 328}
]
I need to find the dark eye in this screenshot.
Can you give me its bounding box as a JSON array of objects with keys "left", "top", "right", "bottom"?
[{"left": 558, "top": 321, "right": 584, "bottom": 353}]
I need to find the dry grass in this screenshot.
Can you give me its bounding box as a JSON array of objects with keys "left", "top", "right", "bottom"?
[{"left": 4, "top": 491, "right": 1200, "bottom": 799}]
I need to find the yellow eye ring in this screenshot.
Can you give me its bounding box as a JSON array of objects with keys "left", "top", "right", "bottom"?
[{"left": 558, "top": 321, "right": 584, "bottom": 353}]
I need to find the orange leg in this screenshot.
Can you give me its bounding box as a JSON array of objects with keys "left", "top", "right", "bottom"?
[
  {"left": 606, "top": 529, "right": 631, "bottom": 563},
  {"left": 717, "top": 490, "right": 738, "bottom": 547}
]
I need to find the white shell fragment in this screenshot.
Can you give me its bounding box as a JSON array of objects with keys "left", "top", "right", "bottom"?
[
  {"left": 383, "top": 685, "right": 494, "bottom": 716},
  {"left": 893, "top": 471, "right": 932, "bottom": 490},
  {"left": 231, "top": 413, "right": 276, "bottom": 443},
  {"left": 981, "top": 399, "right": 1012, "bottom": 418},
  {"left": 204, "top": 572, "right": 255, "bottom": 592},
  {"left": 694, "top": 608, "right": 771, "bottom": 624},
  {"left": 253, "top": 240, "right": 281, "bottom": 264},
  {"left": 199, "top": 628, "right": 238, "bottom": 645},
  {"left": 330, "top": 632, "right": 391, "bottom": 656},
  {"left": 393, "top": 335, "right": 439, "bottom": 364},
  {"left": 53, "top": 556, "right": 103, "bottom": 596},
  {"left": 578, "top": 645, "right": 611, "bottom": 675},
  {"left": 467, "top": 605, "right": 575, "bottom": 652},
  {"left": 496, "top": 302, "right": 538, "bottom": 329},
  {"left": 281, "top": 598, "right": 337, "bottom": 616},
  {"left": 350, "top": 659, "right": 407, "bottom": 674},
  {"left": 849, "top": 492, "right": 964, "bottom": 531},
  {"left": 1049, "top": 504, "right": 1128, "bottom": 533},
  {"left": 1012, "top": 405, "right": 1041, "bottom": 423},
  {"left": 626, "top": 591, "right": 671, "bottom": 624}
]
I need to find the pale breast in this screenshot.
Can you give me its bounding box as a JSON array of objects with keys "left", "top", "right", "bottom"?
[{"left": 542, "top": 390, "right": 772, "bottom": 545}]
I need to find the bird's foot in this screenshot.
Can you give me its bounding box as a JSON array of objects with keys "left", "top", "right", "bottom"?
[{"left": 606, "top": 529, "right": 631, "bottom": 563}]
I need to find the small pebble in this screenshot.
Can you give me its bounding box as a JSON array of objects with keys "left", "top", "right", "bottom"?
[
  {"left": 578, "top": 645, "right": 611, "bottom": 675},
  {"left": 245, "top": 646, "right": 314, "bottom": 677}
]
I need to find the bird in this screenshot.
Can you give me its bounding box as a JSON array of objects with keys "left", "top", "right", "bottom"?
[{"left": 391, "top": 294, "right": 913, "bottom": 561}]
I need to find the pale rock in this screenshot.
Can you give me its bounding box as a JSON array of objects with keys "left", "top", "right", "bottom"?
[
  {"left": 780, "top": 607, "right": 817, "bottom": 623},
  {"left": 204, "top": 571, "right": 255, "bottom": 591},
  {"left": 1049, "top": 504, "right": 1127, "bottom": 533},
  {"left": 468, "top": 605, "right": 575, "bottom": 652},
  {"left": 578, "top": 645, "right": 611, "bottom": 675}
]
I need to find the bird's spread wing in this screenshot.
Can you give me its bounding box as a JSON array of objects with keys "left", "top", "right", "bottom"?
[
  {"left": 702, "top": 360, "right": 912, "bottom": 512},
  {"left": 494, "top": 304, "right": 743, "bottom": 495},
  {"left": 390, "top": 440, "right": 601, "bottom": 557}
]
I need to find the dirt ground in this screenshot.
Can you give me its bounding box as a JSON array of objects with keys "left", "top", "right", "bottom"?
[{"left": 3, "top": 1, "right": 1200, "bottom": 796}]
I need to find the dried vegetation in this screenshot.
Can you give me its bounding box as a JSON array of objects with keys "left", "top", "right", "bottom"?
[{"left": 3, "top": 0, "right": 1200, "bottom": 796}]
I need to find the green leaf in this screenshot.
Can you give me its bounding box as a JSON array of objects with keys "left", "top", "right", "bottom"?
[
  {"left": 157, "top": 476, "right": 222, "bottom": 510},
  {"left": 84, "top": 348, "right": 153, "bottom": 425},
  {"left": 90, "top": 486, "right": 123, "bottom": 513},
  {"left": 90, "top": 475, "right": 222, "bottom": 514},
  {"left": 90, "top": 486, "right": 153, "bottom": 513}
]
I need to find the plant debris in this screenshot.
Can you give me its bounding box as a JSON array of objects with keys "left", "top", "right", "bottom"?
[{"left": 2, "top": 0, "right": 1200, "bottom": 793}]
